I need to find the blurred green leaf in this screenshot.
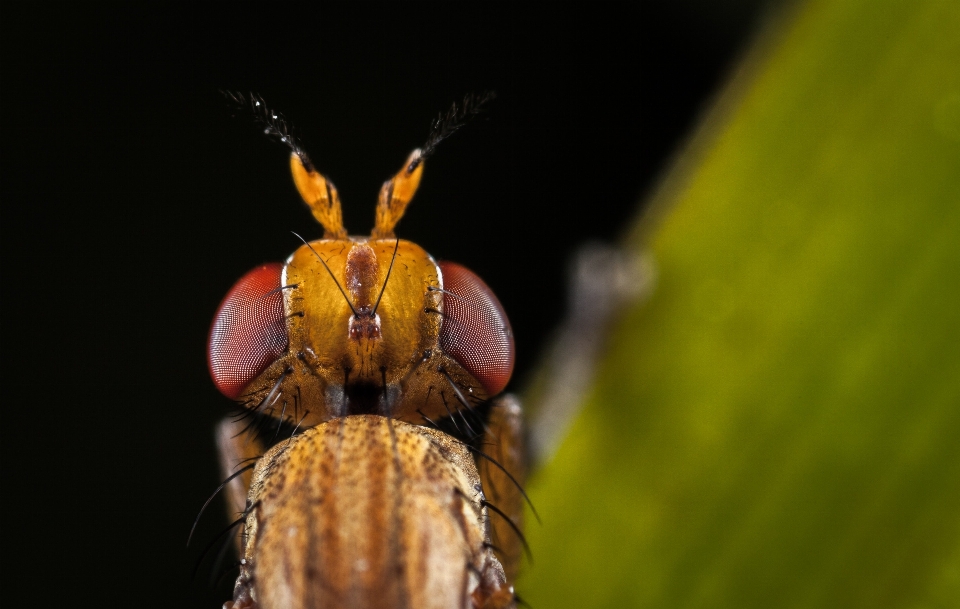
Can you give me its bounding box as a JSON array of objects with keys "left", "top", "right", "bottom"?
[{"left": 520, "top": 1, "right": 960, "bottom": 607}]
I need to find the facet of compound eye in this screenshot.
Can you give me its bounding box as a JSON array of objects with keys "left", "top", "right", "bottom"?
[
  {"left": 208, "top": 263, "right": 288, "bottom": 399},
  {"left": 438, "top": 261, "right": 514, "bottom": 396}
]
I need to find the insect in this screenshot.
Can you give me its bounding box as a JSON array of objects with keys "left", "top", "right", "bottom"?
[{"left": 199, "top": 93, "right": 528, "bottom": 609}]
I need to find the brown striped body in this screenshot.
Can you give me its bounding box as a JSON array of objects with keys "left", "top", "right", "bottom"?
[{"left": 227, "top": 416, "right": 514, "bottom": 609}]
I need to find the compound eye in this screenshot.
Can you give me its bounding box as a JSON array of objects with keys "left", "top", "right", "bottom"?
[
  {"left": 208, "top": 263, "right": 288, "bottom": 399},
  {"left": 438, "top": 261, "right": 514, "bottom": 396}
]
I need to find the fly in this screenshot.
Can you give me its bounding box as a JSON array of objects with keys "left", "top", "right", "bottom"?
[{"left": 198, "top": 93, "right": 528, "bottom": 609}]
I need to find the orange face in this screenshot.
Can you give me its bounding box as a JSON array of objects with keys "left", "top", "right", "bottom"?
[{"left": 208, "top": 152, "right": 515, "bottom": 430}]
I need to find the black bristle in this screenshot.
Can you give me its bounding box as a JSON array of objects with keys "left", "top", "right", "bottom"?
[
  {"left": 221, "top": 91, "right": 314, "bottom": 171},
  {"left": 414, "top": 91, "right": 496, "bottom": 168}
]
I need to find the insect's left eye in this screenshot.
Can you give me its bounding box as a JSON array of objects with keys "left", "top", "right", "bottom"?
[
  {"left": 438, "top": 261, "right": 515, "bottom": 396},
  {"left": 208, "top": 263, "right": 288, "bottom": 399}
]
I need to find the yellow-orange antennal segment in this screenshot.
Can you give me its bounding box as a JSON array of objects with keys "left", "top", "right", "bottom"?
[
  {"left": 289, "top": 154, "right": 348, "bottom": 239},
  {"left": 372, "top": 149, "right": 424, "bottom": 238}
]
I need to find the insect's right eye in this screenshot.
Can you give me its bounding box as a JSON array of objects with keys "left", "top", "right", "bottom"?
[
  {"left": 208, "top": 263, "right": 288, "bottom": 399},
  {"left": 438, "top": 261, "right": 515, "bottom": 396}
]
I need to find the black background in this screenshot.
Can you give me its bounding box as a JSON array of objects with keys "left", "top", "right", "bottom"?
[{"left": 2, "top": 3, "right": 776, "bottom": 606}]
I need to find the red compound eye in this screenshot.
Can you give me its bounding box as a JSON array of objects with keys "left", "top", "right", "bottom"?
[
  {"left": 438, "top": 261, "right": 514, "bottom": 396},
  {"left": 208, "top": 263, "right": 288, "bottom": 399}
]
